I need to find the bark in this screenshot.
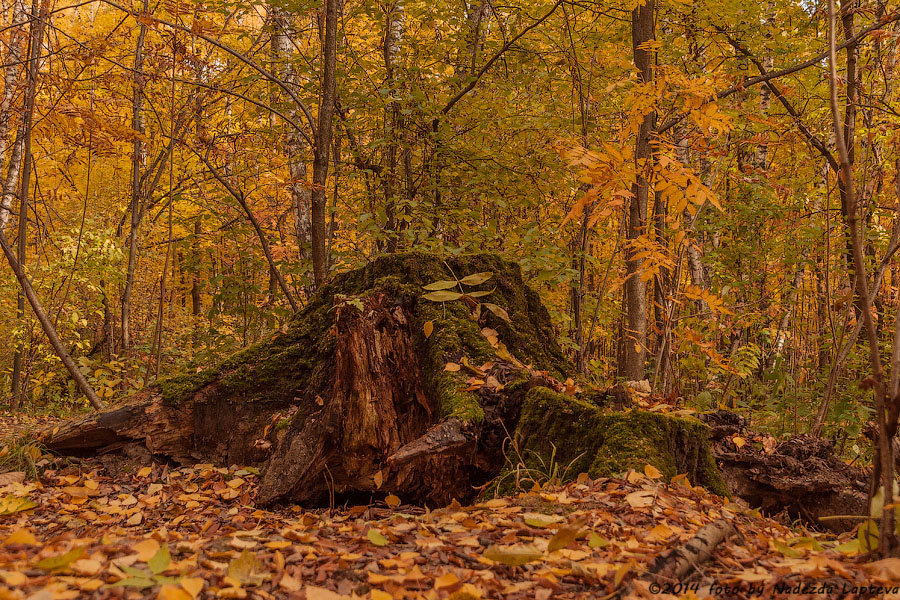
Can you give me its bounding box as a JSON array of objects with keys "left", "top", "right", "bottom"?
[
  {"left": 623, "top": 0, "right": 655, "bottom": 380},
  {"left": 827, "top": 0, "right": 896, "bottom": 553},
  {"left": 0, "top": 0, "right": 26, "bottom": 230},
  {"left": 310, "top": 0, "right": 337, "bottom": 287},
  {"left": 382, "top": 0, "right": 404, "bottom": 251},
  {"left": 270, "top": 5, "right": 312, "bottom": 265},
  {"left": 121, "top": 0, "right": 148, "bottom": 352},
  {"left": 645, "top": 520, "right": 735, "bottom": 580}
]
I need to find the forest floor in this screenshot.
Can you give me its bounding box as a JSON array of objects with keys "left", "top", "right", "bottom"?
[{"left": 1, "top": 415, "right": 900, "bottom": 599}]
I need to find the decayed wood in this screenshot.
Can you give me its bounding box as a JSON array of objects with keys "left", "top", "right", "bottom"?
[{"left": 257, "top": 296, "right": 443, "bottom": 504}]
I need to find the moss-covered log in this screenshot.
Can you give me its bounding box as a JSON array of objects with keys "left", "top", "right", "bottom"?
[{"left": 41, "top": 251, "right": 727, "bottom": 507}]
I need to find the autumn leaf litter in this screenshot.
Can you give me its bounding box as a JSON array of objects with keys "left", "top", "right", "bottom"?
[{"left": 0, "top": 459, "right": 898, "bottom": 599}]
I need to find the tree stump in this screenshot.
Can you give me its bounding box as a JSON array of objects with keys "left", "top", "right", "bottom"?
[{"left": 40, "top": 252, "right": 726, "bottom": 507}]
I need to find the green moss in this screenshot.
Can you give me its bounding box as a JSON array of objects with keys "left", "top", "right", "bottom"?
[
  {"left": 158, "top": 369, "right": 217, "bottom": 406},
  {"left": 512, "top": 387, "right": 728, "bottom": 497},
  {"left": 274, "top": 418, "right": 291, "bottom": 431}
]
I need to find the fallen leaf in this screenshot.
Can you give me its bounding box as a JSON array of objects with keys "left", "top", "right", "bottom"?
[
  {"left": 625, "top": 490, "right": 654, "bottom": 509},
  {"left": 424, "top": 321, "right": 434, "bottom": 338},
  {"left": 304, "top": 585, "right": 345, "bottom": 600},
  {"left": 644, "top": 464, "right": 662, "bottom": 479},
  {"left": 180, "top": 577, "right": 204, "bottom": 598},
  {"left": 434, "top": 572, "right": 460, "bottom": 589},
  {"left": 158, "top": 585, "right": 191, "bottom": 600},
  {"left": 0, "top": 471, "right": 25, "bottom": 486},
  {"left": 133, "top": 539, "right": 161, "bottom": 562},
  {"left": 367, "top": 528, "right": 389, "bottom": 547},
  {"left": 483, "top": 544, "right": 543, "bottom": 566},
  {"left": 3, "top": 527, "right": 38, "bottom": 545}
]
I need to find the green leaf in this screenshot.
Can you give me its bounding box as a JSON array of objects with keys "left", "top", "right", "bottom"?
[
  {"left": 483, "top": 544, "right": 543, "bottom": 566},
  {"left": 106, "top": 576, "right": 156, "bottom": 589},
  {"left": 466, "top": 289, "right": 494, "bottom": 298},
  {"left": 35, "top": 546, "right": 86, "bottom": 572},
  {"left": 423, "top": 280, "right": 458, "bottom": 291},
  {"left": 367, "top": 528, "right": 389, "bottom": 547},
  {"left": 774, "top": 540, "right": 801, "bottom": 558},
  {"left": 859, "top": 519, "right": 879, "bottom": 553},
  {"left": 459, "top": 272, "right": 493, "bottom": 285},
  {"left": 588, "top": 532, "right": 608, "bottom": 548},
  {"left": 423, "top": 291, "right": 463, "bottom": 302},
  {"left": 522, "top": 513, "right": 563, "bottom": 528},
  {"left": 120, "top": 565, "right": 153, "bottom": 578},
  {"left": 0, "top": 495, "right": 38, "bottom": 516},
  {"left": 148, "top": 543, "right": 171, "bottom": 575}
]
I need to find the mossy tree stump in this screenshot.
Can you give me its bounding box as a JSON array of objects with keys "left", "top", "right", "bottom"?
[
  {"left": 508, "top": 387, "right": 728, "bottom": 496},
  {"left": 41, "top": 252, "right": 725, "bottom": 506}
]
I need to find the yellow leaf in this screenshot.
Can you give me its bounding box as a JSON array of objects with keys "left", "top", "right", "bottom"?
[
  {"left": 434, "top": 572, "right": 460, "bottom": 589},
  {"left": 137, "top": 466, "right": 152, "bottom": 477},
  {"left": 3, "top": 527, "right": 38, "bottom": 546},
  {"left": 450, "top": 583, "right": 483, "bottom": 599},
  {"left": 548, "top": 520, "right": 585, "bottom": 552},
  {"left": 732, "top": 436, "right": 746, "bottom": 448},
  {"left": 72, "top": 558, "right": 103, "bottom": 576},
  {"left": 444, "top": 362, "right": 460, "bottom": 372},
  {"left": 133, "top": 539, "right": 160, "bottom": 561},
  {"left": 522, "top": 513, "right": 563, "bottom": 528},
  {"left": 647, "top": 524, "right": 673, "bottom": 542},
  {"left": 367, "top": 528, "right": 389, "bottom": 547},
  {"left": 228, "top": 550, "right": 263, "bottom": 585},
  {"left": 371, "top": 590, "right": 393, "bottom": 600},
  {"left": 0, "top": 570, "right": 26, "bottom": 586},
  {"left": 158, "top": 585, "right": 192, "bottom": 600},
  {"left": 35, "top": 546, "right": 85, "bottom": 571},
  {"left": 373, "top": 471, "right": 383, "bottom": 489},
  {"left": 180, "top": 577, "right": 204, "bottom": 598},
  {"left": 423, "top": 321, "right": 434, "bottom": 338},
  {"left": 483, "top": 544, "right": 543, "bottom": 566},
  {"left": 304, "top": 585, "right": 344, "bottom": 600},
  {"left": 643, "top": 464, "right": 662, "bottom": 479},
  {"left": 384, "top": 494, "right": 401, "bottom": 508}
]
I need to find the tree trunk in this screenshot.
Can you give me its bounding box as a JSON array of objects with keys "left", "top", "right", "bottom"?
[
  {"left": 269, "top": 5, "right": 312, "bottom": 268},
  {"left": 121, "top": 0, "right": 148, "bottom": 352},
  {"left": 310, "top": 0, "right": 337, "bottom": 287},
  {"left": 623, "top": 0, "right": 655, "bottom": 380}
]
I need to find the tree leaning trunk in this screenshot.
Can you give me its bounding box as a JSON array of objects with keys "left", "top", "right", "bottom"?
[{"left": 623, "top": 0, "right": 655, "bottom": 381}]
